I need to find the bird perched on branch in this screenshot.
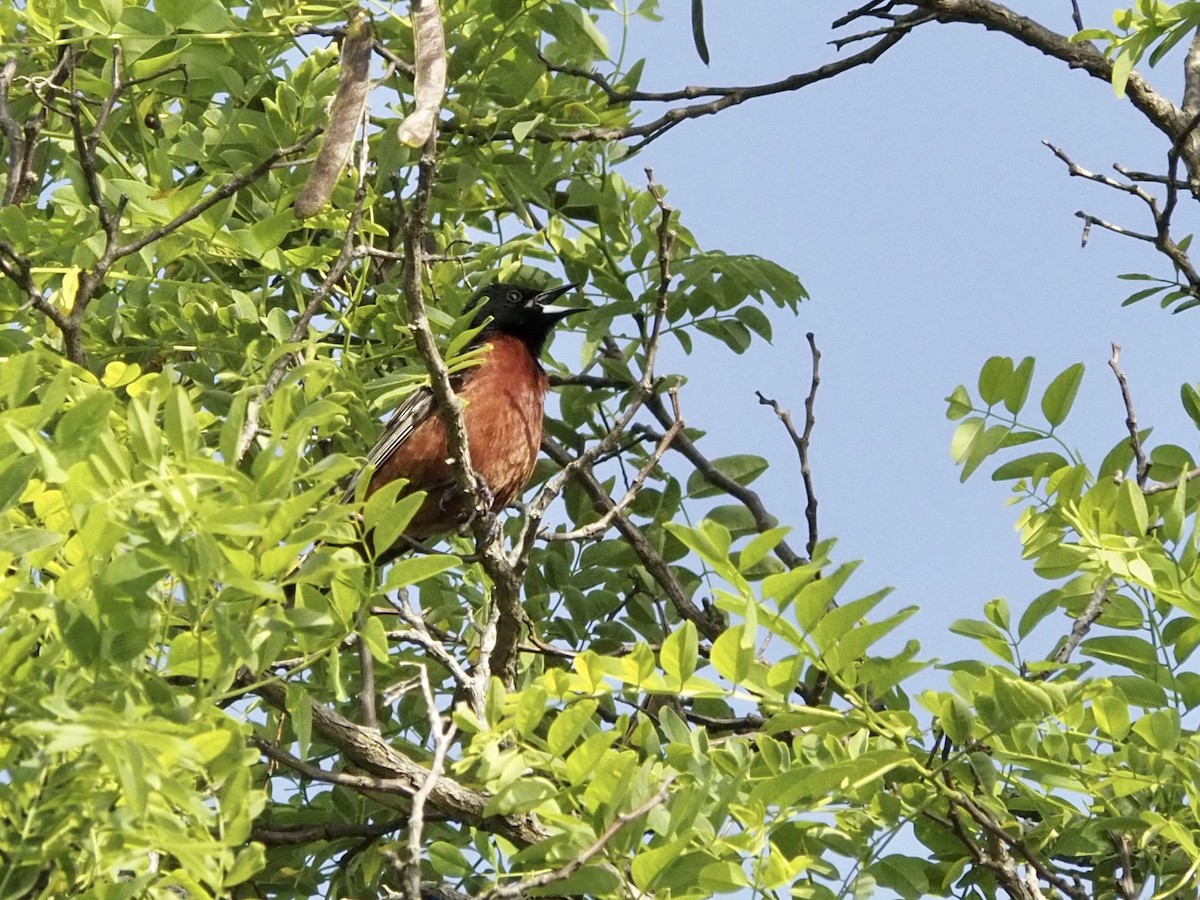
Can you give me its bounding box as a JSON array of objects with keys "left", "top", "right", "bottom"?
[{"left": 344, "top": 281, "right": 584, "bottom": 550}]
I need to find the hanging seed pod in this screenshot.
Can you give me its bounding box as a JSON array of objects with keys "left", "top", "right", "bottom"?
[
  {"left": 294, "top": 9, "right": 373, "bottom": 219},
  {"left": 396, "top": 0, "right": 446, "bottom": 148}
]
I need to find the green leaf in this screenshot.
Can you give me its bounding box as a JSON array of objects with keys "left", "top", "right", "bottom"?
[
  {"left": 991, "top": 451, "right": 1068, "bottom": 482},
  {"left": 1115, "top": 477, "right": 1149, "bottom": 535},
  {"left": 383, "top": 553, "right": 460, "bottom": 590},
  {"left": 945, "top": 384, "right": 973, "bottom": 420},
  {"left": 1041, "top": 362, "right": 1085, "bottom": 428},
  {"left": 940, "top": 695, "right": 975, "bottom": 744},
  {"left": 1093, "top": 694, "right": 1130, "bottom": 740},
  {"left": 1182, "top": 383, "right": 1200, "bottom": 430},
  {"left": 686, "top": 454, "right": 768, "bottom": 498},
  {"left": 547, "top": 699, "right": 598, "bottom": 756},
  {"left": 1111, "top": 49, "right": 1134, "bottom": 97},
  {"left": 164, "top": 385, "right": 198, "bottom": 458},
  {"left": 0, "top": 528, "right": 61, "bottom": 557},
  {"left": 984, "top": 597, "right": 1010, "bottom": 630},
  {"left": 1132, "top": 708, "right": 1180, "bottom": 751},
  {"left": 1003, "top": 357, "right": 1035, "bottom": 415},
  {"left": 710, "top": 625, "right": 754, "bottom": 684},
  {"left": 360, "top": 615, "right": 389, "bottom": 662},
  {"left": 661, "top": 621, "right": 698, "bottom": 686},
  {"left": 949, "top": 618, "right": 1007, "bottom": 644},
  {"left": 978, "top": 356, "right": 1013, "bottom": 407},
  {"left": 959, "top": 424, "right": 1011, "bottom": 482},
  {"left": 285, "top": 684, "right": 313, "bottom": 761},
  {"left": 428, "top": 842, "right": 471, "bottom": 877},
  {"left": 365, "top": 485, "right": 426, "bottom": 559},
  {"left": 739, "top": 526, "right": 791, "bottom": 571},
  {"left": 950, "top": 417, "right": 984, "bottom": 464}
]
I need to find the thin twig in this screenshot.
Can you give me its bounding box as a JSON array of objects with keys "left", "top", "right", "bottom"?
[
  {"left": 1142, "top": 465, "right": 1200, "bottom": 495},
  {"left": 1048, "top": 577, "right": 1109, "bottom": 667},
  {"left": 480, "top": 778, "right": 674, "bottom": 900},
  {"left": 543, "top": 438, "right": 724, "bottom": 640},
  {"left": 545, "top": 387, "right": 684, "bottom": 542},
  {"left": 755, "top": 332, "right": 822, "bottom": 559},
  {"left": 233, "top": 165, "right": 367, "bottom": 465},
  {"left": 253, "top": 818, "right": 406, "bottom": 846},
  {"left": 646, "top": 393, "right": 806, "bottom": 568},
  {"left": 512, "top": 169, "right": 679, "bottom": 565},
  {"left": 389, "top": 589, "right": 485, "bottom": 719},
  {"left": 402, "top": 665, "right": 456, "bottom": 900},
  {"left": 246, "top": 676, "right": 548, "bottom": 845},
  {"left": 477, "top": 26, "right": 911, "bottom": 150},
  {"left": 1108, "top": 344, "right": 1148, "bottom": 486}
]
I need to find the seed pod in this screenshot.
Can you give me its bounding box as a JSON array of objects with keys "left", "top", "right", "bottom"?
[
  {"left": 295, "top": 10, "right": 373, "bottom": 219},
  {"left": 396, "top": 0, "right": 446, "bottom": 148},
  {"left": 691, "top": 0, "right": 709, "bottom": 65}
]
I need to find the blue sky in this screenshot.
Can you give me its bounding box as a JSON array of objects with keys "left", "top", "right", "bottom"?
[{"left": 590, "top": 1, "right": 1199, "bottom": 665}]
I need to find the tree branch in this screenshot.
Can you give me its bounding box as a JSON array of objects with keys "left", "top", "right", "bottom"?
[
  {"left": 1108, "top": 343, "right": 1148, "bottom": 487},
  {"left": 913, "top": 0, "right": 1192, "bottom": 168},
  {"left": 402, "top": 664, "right": 456, "bottom": 900},
  {"left": 1047, "top": 576, "right": 1109, "bottom": 667},
  {"left": 247, "top": 677, "right": 547, "bottom": 846},
  {"left": 543, "top": 438, "right": 725, "bottom": 641},
  {"left": 544, "top": 387, "right": 684, "bottom": 543},
  {"left": 755, "top": 332, "right": 822, "bottom": 559},
  {"left": 480, "top": 779, "right": 673, "bottom": 900}
]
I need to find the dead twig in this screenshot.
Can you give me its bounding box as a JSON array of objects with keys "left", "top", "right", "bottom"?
[
  {"left": 545, "top": 387, "right": 684, "bottom": 542},
  {"left": 755, "top": 332, "right": 822, "bottom": 559},
  {"left": 1108, "top": 344, "right": 1148, "bottom": 486},
  {"left": 1047, "top": 577, "right": 1109, "bottom": 668},
  {"left": 400, "top": 664, "right": 456, "bottom": 900}
]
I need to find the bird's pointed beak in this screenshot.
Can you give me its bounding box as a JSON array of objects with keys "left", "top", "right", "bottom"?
[{"left": 534, "top": 282, "right": 587, "bottom": 320}]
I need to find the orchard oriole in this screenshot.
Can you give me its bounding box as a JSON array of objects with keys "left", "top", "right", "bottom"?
[{"left": 343, "top": 281, "right": 584, "bottom": 550}]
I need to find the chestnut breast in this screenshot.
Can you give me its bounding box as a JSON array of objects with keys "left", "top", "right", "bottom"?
[{"left": 366, "top": 335, "right": 549, "bottom": 539}]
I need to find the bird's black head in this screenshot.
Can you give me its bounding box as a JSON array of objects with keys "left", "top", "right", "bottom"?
[{"left": 468, "top": 282, "right": 585, "bottom": 355}]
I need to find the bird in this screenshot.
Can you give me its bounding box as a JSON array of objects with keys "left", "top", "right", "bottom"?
[{"left": 342, "top": 281, "right": 584, "bottom": 552}]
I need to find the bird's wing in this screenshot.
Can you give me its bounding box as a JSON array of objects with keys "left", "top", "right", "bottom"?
[{"left": 341, "top": 386, "right": 437, "bottom": 503}]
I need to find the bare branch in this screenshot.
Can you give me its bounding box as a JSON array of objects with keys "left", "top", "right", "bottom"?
[
  {"left": 1183, "top": 28, "right": 1200, "bottom": 121},
  {"left": 403, "top": 665, "right": 456, "bottom": 900},
  {"left": 247, "top": 676, "right": 548, "bottom": 846},
  {"left": 357, "top": 606, "right": 379, "bottom": 731},
  {"left": 1073, "top": 210, "right": 1155, "bottom": 247},
  {"left": 952, "top": 791, "right": 1089, "bottom": 900},
  {"left": 1142, "top": 465, "right": 1200, "bottom": 496},
  {"left": 389, "top": 589, "right": 484, "bottom": 719},
  {"left": 544, "top": 438, "right": 725, "bottom": 641},
  {"left": 481, "top": 25, "right": 914, "bottom": 150},
  {"left": 1048, "top": 577, "right": 1109, "bottom": 667},
  {"left": 1112, "top": 164, "right": 1188, "bottom": 189},
  {"left": 1068, "top": 0, "right": 1082, "bottom": 32},
  {"left": 647, "top": 393, "right": 807, "bottom": 569},
  {"left": 755, "top": 333, "right": 822, "bottom": 559},
  {"left": 252, "top": 817, "right": 405, "bottom": 846},
  {"left": 914, "top": 1, "right": 1190, "bottom": 164},
  {"left": 1108, "top": 344, "right": 1148, "bottom": 486},
  {"left": 545, "top": 387, "right": 684, "bottom": 542},
  {"left": 0, "top": 58, "right": 24, "bottom": 205}
]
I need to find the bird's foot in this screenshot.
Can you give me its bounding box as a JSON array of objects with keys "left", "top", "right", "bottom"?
[{"left": 461, "top": 477, "right": 501, "bottom": 543}]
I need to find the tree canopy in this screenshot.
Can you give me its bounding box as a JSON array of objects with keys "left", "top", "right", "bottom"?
[{"left": 3, "top": 1, "right": 1200, "bottom": 899}]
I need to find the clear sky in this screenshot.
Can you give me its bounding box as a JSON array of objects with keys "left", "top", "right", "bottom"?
[{"left": 590, "top": 2, "right": 1199, "bottom": 666}]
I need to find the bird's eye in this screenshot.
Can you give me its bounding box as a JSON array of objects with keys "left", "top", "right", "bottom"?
[{"left": 506, "top": 289, "right": 522, "bottom": 304}]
